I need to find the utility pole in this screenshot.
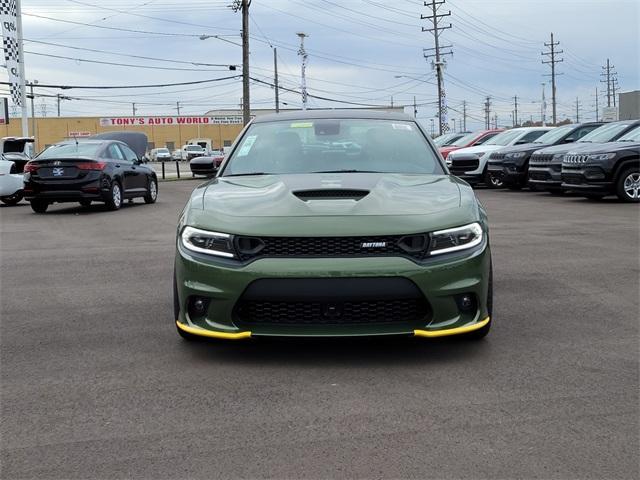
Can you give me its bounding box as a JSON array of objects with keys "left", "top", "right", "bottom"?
[
  {"left": 232, "top": 0, "right": 250, "bottom": 124},
  {"left": 484, "top": 96, "right": 491, "bottom": 129},
  {"left": 390, "top": 96, "right": 394, "bottom": 108},
  {"left": 493, "top": 113, "right": 498, "bottom": 129},
  {"left": 513, "top": 95, "right": 519, "bottom": 126},
  {"left": 413, "top": 96, "right": 417, "bottom": 117},
  {"left": 176, "top": 101, "right": 181, "bottom": 115},
  {"left": 451, "top": 118, "right": 456, "bottom": 132},
  {"left": 600, "top": 58, "right": 615, "bottom": 107},
  {"left": 132, "top": 103, "right": 137, "bottom": 117},
  {"left": 542, "top": 32, "right": 563, "bottom": 125},
  {"left": 27, "top": 80, "right": 38, "bottom": 149},
  {"left": 296, "top": 32, "right": 309, "bottom": 110},
  {"left": 612, "top": 76, "right": 619, "bottom": 107},
  {"left": 430, "top": 118, "right": 435, "bottom": 136},
  {"left": 56, "top": 94, "right": 61, "bottom": 117},
  {"left": 575, "top": 97, "right": 581, "bottom": 123},
  {"left": 421, "top": 0, "right": 453, "bottom": 135},
  {"left": 462, "top": 100, "right": 467, "bottom": 131},
  {"left": 594, "top": 87, "right": 599, "bottom": 121},
  {"left": 273, "top": 47, "right": 280, "bottom": 113}
]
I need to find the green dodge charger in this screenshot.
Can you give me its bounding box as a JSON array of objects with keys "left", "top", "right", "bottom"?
[{"left": 174, "top": 110, "right": 492, "bottom": 341}]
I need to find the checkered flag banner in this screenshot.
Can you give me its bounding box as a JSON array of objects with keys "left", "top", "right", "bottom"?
[{"left": 1, "top": 0, "right": 24, "bottom": 107}]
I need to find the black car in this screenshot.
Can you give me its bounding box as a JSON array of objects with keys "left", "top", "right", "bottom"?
[
  {"left": 561, "top": 127, "right": 640, "bottom": 202},
  {"left": 529, "top": 120, "right": 640, "bottom": 192},
  {"left": 24, "top": 132, "right": 158, "bottom": 213},
  {"left": 189, "top": 154, "right": 225, "bottom": 177},
  {"left": 487, "top": 122, "right": 603, "bottom": 190}
]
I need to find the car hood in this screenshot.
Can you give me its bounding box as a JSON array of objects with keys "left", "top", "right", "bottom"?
[
  {"left": 497, "top": 142, "right": 553, "bottom": 155},
  {"left": 566, "top": 141, "right": 640, "bottom": 155},
  {"left": 185, "top": 173, "right": 481, "bottom": 236},
  {"left": 448, "top": 144, "right": 504, "bottom": 156},
  {"left": 531, "top": 142, "right": 601, "bottom": 155}
]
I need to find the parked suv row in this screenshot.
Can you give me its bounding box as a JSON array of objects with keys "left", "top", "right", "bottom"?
[{"left": 437, "top": 120, "right": 640, "bottom": 202}]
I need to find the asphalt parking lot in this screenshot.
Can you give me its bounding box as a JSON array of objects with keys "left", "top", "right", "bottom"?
[{"left": 1, "top": 181, "right": 638, "bottom": 479}]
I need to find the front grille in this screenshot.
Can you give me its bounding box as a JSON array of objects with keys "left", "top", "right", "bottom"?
[
  {"left": 562, "top": 173, "right": 584, "bottom": 185},
  {"left": 235, "top": 234, "right": 430, "bottom": 261},
  {"left": 564, "top": 154, "right": 589, "bottom": 164},
  {"left": 450, "top": 158, "right": 479, "bottom": 174},
  {"left": 235, "top": 298, "right": 429, "bottom": 326},
  {"left": 529, "top": 171, "right": 551, "bottom": 181},
  {"left": 530, "top": 153, "right": 554, "bottom": 165}
]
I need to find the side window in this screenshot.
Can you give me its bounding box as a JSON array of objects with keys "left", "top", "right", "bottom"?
[
  {"left": 520, "top": 131, "right": 546, "bottom": 143},
  {"left": 575, "top": 126, "right": 599, "bottom": 139},
  {"left": 106, "top": 144, "right": 125, "bottom": 161},
  {"left": 119, "top": 144, "right": 138, "bottom": 162}
]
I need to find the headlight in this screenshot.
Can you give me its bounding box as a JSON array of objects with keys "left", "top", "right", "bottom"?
[
  {"left": 429, "top": 222, "right": 483, "bottom": 256},
  {"left": 587, "top": 153, "right": 616, "bottom": 161},
  {"left": 473, "top": 151, "right": 486, "bottom": 158},
  {"left": 445, "top": 158, "right": 452, "bottom": 167},
  {"left": 506, "top": 152, "right": 526, "bottom": 159},
  {"left": 181, "top": 226, "right": 236, "bottom": 258}
]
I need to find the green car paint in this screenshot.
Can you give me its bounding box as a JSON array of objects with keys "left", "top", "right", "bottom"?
[{"left": 174, "top": 111, "right": 492, "bottom": 340}]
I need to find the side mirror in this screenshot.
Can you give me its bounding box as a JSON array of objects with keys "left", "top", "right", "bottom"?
[{"left": 133, "top": 158, "right": 142, "bottom": 165}]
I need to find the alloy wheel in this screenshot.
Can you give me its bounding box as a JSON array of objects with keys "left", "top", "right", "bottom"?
[
  {"left": 113, "top": 183, "right": 122, "bottom": 208},
  {"left": 149, "top": 180, "right": 157, "bottom": 200},
  {"left": 623, "top": 172, "right": 640, "bottom": 200}
]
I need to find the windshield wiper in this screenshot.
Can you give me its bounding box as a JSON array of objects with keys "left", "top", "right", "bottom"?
[
  {"left": 311, "top": 169, "right": 384, "bottom": 174},
  {"left": 224, "top": 172, "right": 272, "bottom": 177}
]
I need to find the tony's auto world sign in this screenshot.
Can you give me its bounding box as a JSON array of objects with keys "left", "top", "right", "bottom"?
[{"left": 99, "top": 116, "right": 244, "bottom": 127}]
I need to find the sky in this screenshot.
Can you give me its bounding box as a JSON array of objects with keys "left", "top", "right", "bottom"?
[{"left": 3, "top": 0, "right": 639, "bottom": 131}]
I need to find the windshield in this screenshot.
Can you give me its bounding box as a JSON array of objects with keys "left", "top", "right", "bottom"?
[
  {"left": 486, "top": 129, "right": 525, "bottom": 146},
  {"left": 433, "top": 133, "right": 461, "bottom": 146},
  {"left": 37, "top": 142, "right": 102, "bottom": 159},
  {"left": 158, "top": 148, "right": 169, "bottom": 153},
  {"left": 450, "top": 132, "right": 479, "bottom": 147},
  {"left": 578, "top": 122, "right": 635, "bottom": 143},
  {"left": 617, "top": 126, "right": 640, "bottom": 142},
  {"left": 222, "top": 118, "right": 445, "bottom": 176},
  {"left": 533, "top": 125, "right": 574, "bottom": 144},
  {"left": 186, "top": 145, "right": 203, "bottom": 151}
]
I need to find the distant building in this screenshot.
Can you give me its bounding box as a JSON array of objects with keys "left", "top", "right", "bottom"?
[{"left": 618, "top": 91, "right": 640, "bottom": 120}]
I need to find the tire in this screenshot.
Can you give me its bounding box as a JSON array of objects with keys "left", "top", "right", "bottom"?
[
  {"left": 79, "top": 199, "right": 92, "bottom": 207},
  {"left": 174, "top": 271, "right": 199, "bottom": 342},
  {"left": 486, "top": 172, "right": 503, "bottom": 189},
  {"left": 144, "top": 177, "right": 158, "bottom": 204},
  {"left": 30, "top": 200, "right": 49, "bottom": 213},
  {"left": 1, "top": 191, "right": 23, "bottom": 206},
  {"left": 615, "top": 166, "right": 640, "bottom": 203},
  {"left": 105, "top": 181, "right": 123, "bottom": 211},
  {"left": 467, "top": 262, "right": 492, "bottom": 340}
]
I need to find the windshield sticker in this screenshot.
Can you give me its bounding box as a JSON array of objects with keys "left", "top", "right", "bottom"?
[
  {"left": 290, "top": 122, "right": 313, "bottom": 128},
  {"left": 236, "top": 135, "right": 257, "bottom": 156},
  {"left": 392, "top": 123, "right": 412, "bottom": 131}
]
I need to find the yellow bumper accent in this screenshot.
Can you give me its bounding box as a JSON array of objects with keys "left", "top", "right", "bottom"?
[
  {"left": 414, "top": 317, "right": 490, "bottom": 338},
  {"left": 176, "top": 321, "right": 251, "bottom": 340}
]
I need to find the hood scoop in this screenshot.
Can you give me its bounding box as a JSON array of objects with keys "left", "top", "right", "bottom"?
[{"left": 293, "top": 189, "right": 370, "bottom": 201}]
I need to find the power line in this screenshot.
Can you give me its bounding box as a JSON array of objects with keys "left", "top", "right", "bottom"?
[{"left": 0, "top": 76, "right": 241, "bottom": 90}]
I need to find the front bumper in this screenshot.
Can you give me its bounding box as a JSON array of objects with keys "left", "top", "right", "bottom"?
[
  {"left": 561, "top": 166, "right": 613, "bottom": 193},
  {"left": 528, "top": 163, "right": 562, "bottom": 189},
  {"left": 174, "top": 242, "right": 491, "bottom": 338}
]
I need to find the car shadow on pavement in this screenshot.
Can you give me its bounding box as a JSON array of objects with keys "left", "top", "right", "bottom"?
[
  {"left": 35, "top": 201, "right": 147, "bottom": 215},
  {"left": 180, "top": 335, "right": 490, "bottom": 367}
]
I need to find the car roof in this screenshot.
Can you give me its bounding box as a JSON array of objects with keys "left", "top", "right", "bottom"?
[{"left": 253, "top": 109, "right": 414, "bottom": 123}]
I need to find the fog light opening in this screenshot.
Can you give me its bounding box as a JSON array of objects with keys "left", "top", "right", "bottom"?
[
  {"left": 187, "top": 296, "right": 210, "bottom": 319},
  {"left": 455, "top": 293, "right": 478, "bottom": 314}
]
